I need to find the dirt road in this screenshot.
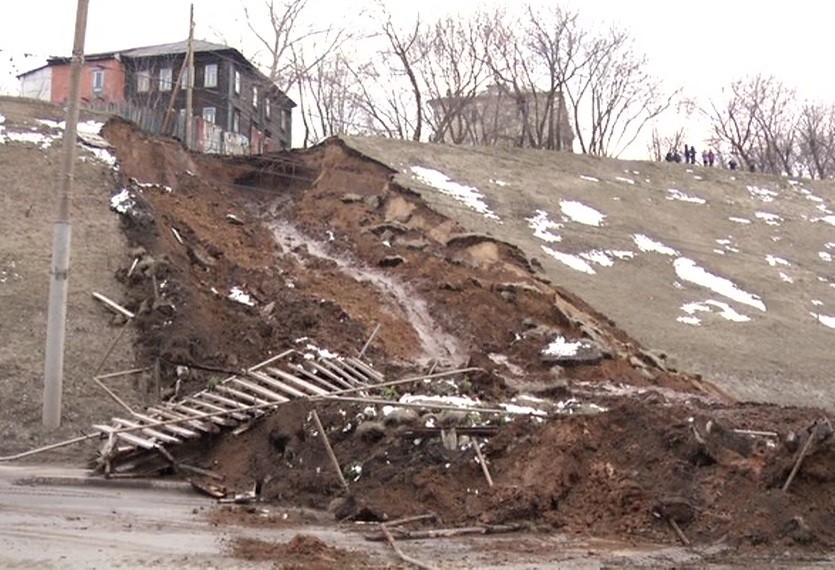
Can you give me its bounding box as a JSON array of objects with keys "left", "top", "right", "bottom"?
[{"left": 8, "top": 464, "right": 822, "bottom": 569}]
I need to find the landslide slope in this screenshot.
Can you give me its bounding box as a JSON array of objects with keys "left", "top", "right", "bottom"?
[{"left": 343, "top": 136, "right": 835, "bottom": 410}]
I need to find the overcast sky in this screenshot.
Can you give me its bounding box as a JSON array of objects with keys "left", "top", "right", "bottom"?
[{"left": 1, "top": 0, "right": 833, "bottom": 154}]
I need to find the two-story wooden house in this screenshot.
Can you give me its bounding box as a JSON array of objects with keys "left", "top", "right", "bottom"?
[{"left": 18, "top": 39, "right": 295, "bottom": 153}]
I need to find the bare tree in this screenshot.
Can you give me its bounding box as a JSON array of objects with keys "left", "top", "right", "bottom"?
[
  {"left": 706, "top": 75, "right": 799, "bottom": 175},
  {"left": 648, "top": 126, "right": 686, "bottom": 161},
  {"left": 419, "top": 17, "right": 490, "bottom": 144},
  {"left": 796, "top": 102, "right": 835, "bottom": 179},
  {"left": 381, "top": 16, "right": 426, "bottom": 141},
  {"left": 563, "top": 26, "right": 677, "bottom": 157},
  {"left": 293, "top": 49, "right": 362, "bottom": 146}
]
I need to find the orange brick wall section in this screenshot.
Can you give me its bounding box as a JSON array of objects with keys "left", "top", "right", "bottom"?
[{"left": 50, "top": 58, "right": 126, "bottom": 105}]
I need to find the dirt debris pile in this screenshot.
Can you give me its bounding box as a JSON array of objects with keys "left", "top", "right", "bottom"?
[{"left": 86, "top": 116, "right": 835, "bottom": 555}]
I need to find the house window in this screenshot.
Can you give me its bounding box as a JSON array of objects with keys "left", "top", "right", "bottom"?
[
  {"left": 91, "top": 69, "right": 104, "bottom": 94},
  {"left": 202, "top": 107, "right": 216, "bottom": 124},
  {"left": 233, "top": 69, "right": 241, "bottom": 95},
  {"left": 204, "top": 63, "right": 218, "bottom": 88},
  {"left": 232, "top": 109, "right": 241, "bottom": 133},
  {"left": 159, "top": 68, "right": 173, "bottom": 91},
  {"left": 136, "top": 71, "right": 150, "bottom": 93},
  {"left": 252, "top": 85, "right": 258, "bottom": 108},
  {"left": 180, "top": 68, "right": 190, "bottom": 89},
  {"left": 281, "top": 108, "right": 291, "bottom": 132},
  {"left": 265, "top": 99, "right": 271, "bottom": 120}
]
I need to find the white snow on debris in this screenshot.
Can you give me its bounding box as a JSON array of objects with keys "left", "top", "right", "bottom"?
[
  {"left": 811, "top": 313, "right": 835, "bottom": 329},
  {"left": 677, "top": 315, "right": 702, "bottom": 326},
  {"left": 0, "top": 113, "right": 5, "bottom": 124},
  {"left": 543, "top": 335, "right": 583, "bottom": 357},
  {"left": 729, "top": 216, "right": 752, "bottom": 224},
  {"left": 401, "top": 393, "right": 481, "bottom": 409},
  {"left": 633, "top": 234, "right": 678, "bottom": 256},
  {"left": 817, "top": 215, "right": 835, "bottom": 226},
  {"left": 755, "top": 211, "right": 782, "bottom": 226},
  {"left": 490, "top": 179, "right": 508, "bottom": 186},
  {"left": 228, "top": 286, "right": 255, "bottom": 306},
  {"left": 541, "top": 246, "right": 596, "bottom": 274},
  {"left": 615, "top": 176, "right": 635, "bottom": 184},
  {"left": 410, "top": 166, "right": 499, "bottom": 220},
  {"left": 560, "top": 200, "right": 606, "bottom": 226},
  {"left": 766, "top": 255, "right": 790, "bottom": 267},
  {"left": 304, "top": 343, "right": 338, "bottom": 359},
  {"left": 820, "top": 251, "right": 833, "bottom": 262},
  {"left": 499, "top": 402, "right": 548, "bottom": 417},
  {"left": 674, "top": 257, "right": 766, "bottom": 311},
  {"left": 579, "top": 175, "right": 599, "bottom": 182},
  {"left": 526, "top": 210, "right": 562, "bottom": 243},
  {"left": 812, "top": 299, "right": 824, "bottom": 306},
  {"left": 779, "top": 271, "right": 794, "bottom": 283},
  {"left": 667, "top": 188, "right": 706, "bottom": 204},
  {"left": 109, "top": 188, "right": 136, "bottom": 214},
  {"left": 681, "top": 300, "right": 751, "bottom": 323},
  {"left": 747, "top": 185, "right": 778, "bottom": 202}
]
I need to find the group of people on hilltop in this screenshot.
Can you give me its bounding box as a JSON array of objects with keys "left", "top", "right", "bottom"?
[{"left": 665, "top": 145, "right": 715, "bottom": 167}]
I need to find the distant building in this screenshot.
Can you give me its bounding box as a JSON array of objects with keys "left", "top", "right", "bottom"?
[
  {"left": 428, "top": 84, "right": 574, "bottom": 152},
  {"left": 17, "top": 40, "right": 295, "bottom": 153}
]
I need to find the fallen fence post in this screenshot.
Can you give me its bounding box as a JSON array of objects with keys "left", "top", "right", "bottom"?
[
  {"left": 91, "top": 291, "right": 135, "bottom": 320},
  {"left": 782, "top": 423, "right": 821, "bottom": 493},
  {"left": 473, "top": 439, "right": 494, "bottom": 487},
  {"left": 0, "top": 433, "right": 99, "bottom": 462},
  {"left": 380, "top": 522, "right": 438, "bottom": 570},
  {"left": 358, "top": 323, "right": 381, "bottom": 359},
  {"left": 311, "top": 409, "right": 349, "bottom": 490},
  {"left": 668, "top": 518, "right": 690, "bottom": 545}
]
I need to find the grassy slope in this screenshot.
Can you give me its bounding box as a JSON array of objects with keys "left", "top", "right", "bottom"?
[{"left": 344, "top": 135, "right": 835, "bottom": 410}]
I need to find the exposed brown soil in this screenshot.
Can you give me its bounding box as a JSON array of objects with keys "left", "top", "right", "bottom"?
[
  {"left": 2, "top": 97, "right": 830, "bottom": 567},
  {"left": 227, "top": 534, "right": 382, "bottom": 569},
  {"left": 91, "top": 116, "right": 835, "bottom": 561}
]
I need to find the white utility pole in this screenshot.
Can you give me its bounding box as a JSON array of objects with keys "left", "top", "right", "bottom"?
[
  {"left": 43, "top": 0, "right": 89, "bottom": 429},
  {"left": 184, "top": 3, "right": 195, "bottom": 149}
]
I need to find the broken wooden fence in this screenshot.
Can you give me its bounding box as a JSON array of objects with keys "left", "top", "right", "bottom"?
[{"left": 93, "top": 349, "right": 383, "bottom": 475}]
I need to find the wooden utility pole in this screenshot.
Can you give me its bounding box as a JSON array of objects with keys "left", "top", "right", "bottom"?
[
  {"left": 184, "top": 3, "right": 195, "bottom": 149},
  {"left": 43, "top": 0, "right": 89, "bottom": 429}
]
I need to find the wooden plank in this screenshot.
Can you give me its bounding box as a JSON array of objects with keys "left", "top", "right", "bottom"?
[
  {"left": 94, "top": 424, "right": 157, "bottom": 450},
  {"left": 247, "top": 370, "right": 307, "bottom": 398},
  {"left": 200, "top": 391, "right": 255, "bottom": 412},
  {"left": 332, "top": 360, "right": 376, "bottom": 384},
  {"left": 346, "top": 357, "right": 385, "bottom": 382},
  {"left": 305, "top": 361, "right": 355, "bottom": 389},
  {"left": 132, "top": 412, "right": 199, "bottom": 438},
  {"left": 148, "top": 407, "right": 218, "bottom": 433},
  {"left": 215, "top": 384, "right": 273, "bottom": 406},
  {"left": 111, "top": 417, "right": 182, "bottom": 444},
  {"left": 317, "top": 358, "right": 366, "bottom": 386},
  {"left": 288, "top": 363, "right": 342, "bottom": 392},
  {"left": 230, "top": 377, "right": 291, "bottom": 403},
  {"left": 168, "top": 403, "right": 237, "bottom": 426},
  {"left": 183, "top": 397, "right": 250, "bottom": 421},
  {"left": 265, "top": 367, "right": 329, "bottom": 396}
]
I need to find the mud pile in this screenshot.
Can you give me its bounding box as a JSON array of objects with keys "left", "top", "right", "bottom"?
[{"left": 99, "top": 117, "right": 834, "bottom": 554}]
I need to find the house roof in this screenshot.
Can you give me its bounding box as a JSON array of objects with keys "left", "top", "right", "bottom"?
[{"left": 121, "top": 39, "right": 232, "bottom": 58}]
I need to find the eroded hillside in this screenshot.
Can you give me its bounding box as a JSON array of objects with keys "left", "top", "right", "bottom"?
[{"left": 1, "top": 96, "right": 833, "bottom": 565}]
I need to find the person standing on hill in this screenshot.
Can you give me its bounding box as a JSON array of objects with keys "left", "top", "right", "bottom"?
[
  {"left": 683, "top": 145, "right": 690, "bottom": 164},
  {"left": 702, "top": 150, "right": 708, "bottom": 166},
  {"left": 708, "top": 149, "right": 715, "bottom": 167}
]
